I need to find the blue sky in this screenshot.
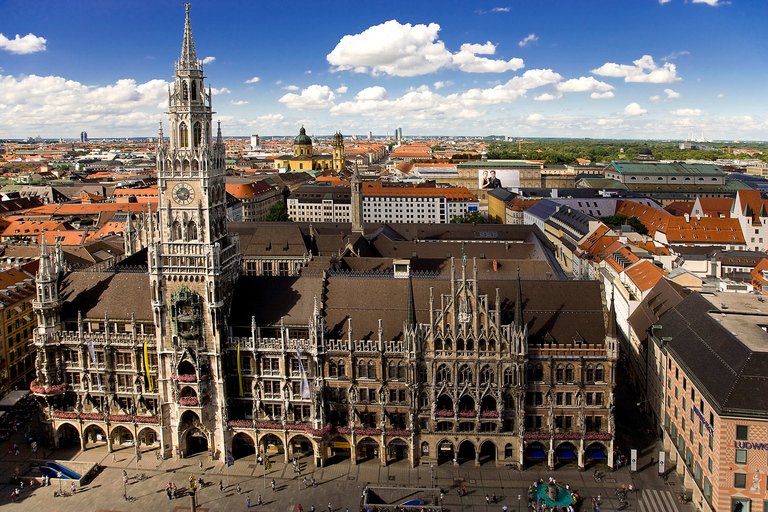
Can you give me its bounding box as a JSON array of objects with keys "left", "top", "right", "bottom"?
[{"left": 0, "top": 0, "right": 766, "bottom": 140}]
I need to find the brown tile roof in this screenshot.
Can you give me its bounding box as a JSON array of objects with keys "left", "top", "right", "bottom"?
[{"left": 59, "top": 271, "right": 152, "bottom": 321}]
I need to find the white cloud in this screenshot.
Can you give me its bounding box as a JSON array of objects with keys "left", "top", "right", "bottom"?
[
  {"left": 624, "top": 102, "right": 647, "bottom": 116},
  {"left": 335, "top": 85, "right": 348, "bottom": 94},
  {"left": 491, "top": 7, "right": 511, "bottom": 12},
  {"left": 527, "top": 113, "right": 544, "bottom": 122},
  {"left": 327, "top": 20, "right": 523, "bottom": 76},
  {"left": 518, "top": 34, "right": 538, "bottom": 47},
  {"left": 275, "top": 80, "right": 282, "bottom": 85},
  {"left": 649, "top": 95, "right": 661, "bottom": 102},
  {"left": 355, "top": 86, "right": 388, "bottom": 101},
  {"left": 0, "top": 33, "right": 47, "bottom": 54},
  {"left": 592, "top": 55, "right": 681, "bottom": 83},
  {"left": 433, "top": 80, "right": 452, "bottom": 90},
  {"left": 201, "top": 56, "right": 215, "bottom": 65},
  {"left": 0, "top": 74, "right": 169, "bottom": 136},
  {"left": 693, "top": 0, "right": 727, "bottom": 5},
  {"left": 662, "top": 50, "right": 689, "bottom": 61},
  {"left": 591, "top": 91, "right": 615, "bottom": 99},
  {"left": 670, "top": 108, "right": 703, "bottom": 116},
  {"left": 278, "top": 84, "right": 336, "bottom": 111},
  {"left": 283, "top": 85, "right": 300, "bottom": 91},
  {"left": 664, "top": 88, "right": 680, "bottom": 98},
  {"left": 244, "top": 76, "right": 260, "bottom": 84},
  {"left": 534, "top": 93, "right": 557, "bottom": 101},
  {"left": 658, "top": 0, "right": 672, "bottom": 4},
  {"left": 210, "top": 87, "right": 231, "bottom": 95},
  {"left": 717, "top": 93, "right": 724, "bottom": 98},
  {"left": 555, "top": 76, "right": 614, "bottom": 94},
  {"left": 230, "top": 100, "right": 249, "bottom": 105},
  {"left": 304, "top": 70, "right": 312, "bottom": 74}
]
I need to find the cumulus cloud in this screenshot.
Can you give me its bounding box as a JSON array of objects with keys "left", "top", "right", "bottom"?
[
  {"left": 492, "top": 7, "right": 511, "bottom": 12},
  {"left": 624, "top": 102, "right": 647, "bottom": 116},
  {"left": 592, "top": 55, "right": 681, "bottom": 83},
  {"left": 433, "top": 81, "right": 452, "bottom": 90},
  {"left": 527, "top": 113, "right": 544, "bottom": 122},
  {"left": 244, "top": 76, "right": 260, "bottom": 84},
  {"left": 591, "top": 91, "right": 615, "bottom": 99},
  {"left": 335, "top": 85, "right": 348, "bottom": 94},
  {"left": 275, "top": 80, "right": 283, "bottom": 85},
  {"left": 532, "top": 76, "right": 614, "bottom": 100},
  {"left": 278, "top": 84, "right": 336, "bottom": 111},
  {"left": 664, "top": 88, "right": 680, "bottom": 98},
  {"left": 670, "top": 108, "right": 703, "bottom": 116},
  {"left": 230, "top": 100, "right": 249, "bottom": 105},
  {"left": 0, "top": 33, "right": 47, "bottom": 54},
  {"left": 518, "top": 34, "right": 538, "bottom": 47},
  {"left": 0, "top": 74, "right": 169, "bottom": 136},
  {"left": 717, "top": 93, "right": 724, "bottom": 98},
  {"left": 662, "top": 50, "right": 689, "bottom": 61},
  {"left": 283, "top": 85, "right": 300, "bottom": 91},
  {"left": 327, "top": 20, "right": 523, "bottom": 77},
  {"left": 210, "top": 87, "right": 231, "bottom": 95},
  {"left": 355, "top": 86, "right": 388, "bottom": 101},
  {"left": 534, "top": 93, "right": 557, "bottom": 101},
  {"left": 693, "top": 0, "right": 727, "bottom": 5},
  {"left": 649, "top": 95, "right": 661, "bottom": 102},
  {"left": 201, "top": 56, "right": 215, "bottom": 65}
]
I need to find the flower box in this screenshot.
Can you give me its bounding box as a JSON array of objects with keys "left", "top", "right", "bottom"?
[
  {"left": 108, "top": 415, "right": 133, "bottom": 422},
  {"left": 51, "top": 412, "right": 78, "bottom": 419},
  {"left": 178, "top": 374, "right": 197, "bottom": 382},
  {"left": 585, "top": 432, "right": 612, "bottom": 441},
  {"left": 459, "top": 412, "right": 476, "bottom": 418},
  {"left": 179, "top": 397, "right": 199, "bottom": 406},
  {"left": 228, "top": 420, "right": 253, "bottom": 428},
  {"left": 80, "top": 413, "right": 104, "bottom": 420},
  {"left": 481, "top": 411, "right": 499, "bottom": 418},
  {"left": 30, "top": 380, "right": 67, "bottom": 394},
  {"left": 385, "top": 430, "right": 412, "bottom": 437},
  {"left": 524, "top": 431, "right": 551, "bottom": 440},
  {"left": 134, "top": 416, "right": 159, "bottom": 424},
  {"left": 435, "top": 410, "right": 454, "bottom": 417}
]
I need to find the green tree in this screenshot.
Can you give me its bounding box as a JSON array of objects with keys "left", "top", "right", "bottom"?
[
  {"left": 450, "top": 211, "right": 486, "bottom": 224},
  {"left": 265, "top": 201, "right": 291, "bottom": 222}
]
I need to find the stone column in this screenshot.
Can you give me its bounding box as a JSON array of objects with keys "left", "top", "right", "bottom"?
[
  {"left": 379, "top": 437, "right": 387, "bottom": 467},
  {"left": 577, "top": 439, "right": 585, "bottom": 471},
  {"left": 350, "top": 433, "right": 357, "bottom": 465},
  {"left": 607, "top": 438, "right": 615, "bottom": 470},
  {"left": 547, "top": 437, "right": 554, "bottom": 471}
]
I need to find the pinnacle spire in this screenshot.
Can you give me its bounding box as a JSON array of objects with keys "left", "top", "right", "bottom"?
[
  {"left": 514, "top": 266, "right": 524, "bottom": 331},
  {"left": 179, "top": 3, "right": 199, "bottom": 71},
  {"left": 406, "top": 276, "right": 416, "bottom": 331}
]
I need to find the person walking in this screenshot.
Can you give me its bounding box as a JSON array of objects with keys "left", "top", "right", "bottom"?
[
  {"left": 298, "top": 505, "right": 303, "bottom": 512},
  {"left": 199, "top": 460, "right": 203, "bottom": 471},
  {"left": 463, "top": 485, "right": 467, "bottom": 495},
  {"left": 220, "top": 480, "right": 224, "bottom": 492},
  {"left": 71, "top": 482, "right": 76, "bottom": 494},
  {"left": 303, "top": 477, "right": 307, "bottom": 488},
  {"left": 246, "top": 495, "right": 251, "bottom": 508},
  {"left": 311, "top": 506, "right": 316, "bottom": 512},
  {"left": 257, "top": 495, "right": 262, "bottom": 506},
  {"left": 327, "top": 503, "right": 332, "bottom": 512},
  {"left": 237, "top": 483, "right": 242, "bottom": 494},
  {"left": 271, "top": 479, "right": 276, "bottom": 492},
  {"left": 311, "top": 476, "right": 316, "bottom": 487},
  {"left": 486, "top": 494, "right": 490, "bottom": 504}
]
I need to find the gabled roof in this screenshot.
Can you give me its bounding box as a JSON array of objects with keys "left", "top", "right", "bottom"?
[
  {"left": 624, "top": 259, "right": 664, "bottom": 292},
  {"left": 734, "top": 189, "right": 767, "bottom": 223}
]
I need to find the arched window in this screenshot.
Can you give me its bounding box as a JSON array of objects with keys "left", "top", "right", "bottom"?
[
  {"left": 191, "top": 81, "right": 197, "bottom": 101},
  {"left": 419, "top": 392, "right": 429, "bottom": 409},
  {"left": 193, "top": 122, "right": 202, "bottom": 147},
  {"left": 186, "top": 221, "right": 197, "bottom": 241},
  {"left": 179, "top": 123, "right": 189, "bottom": 148},
  {"left": 503, "top": 367, "right": 515, "bottom": 386},
  {"left": 595, "top": 364, "right": 605, "bottom": 382},
  {"left": 171, "top": 221, "right": 182, "bottom": 241},
  {"left": 480, "top": 365, "right": 494, "bottom": 385},
  {"left": 357, "top": 360, "right": 367, "bottom": 379},
  {"left": 418, "top": 365, "right": 427, "bottom": 382},
  {"left": 504, "top": 393, "right": 515, "bottom": 409},
  {"left": 436, "top": 364, "right": 451, "bottom": 385},
  {"left": 586, "top": 364, "right": 595, "bottom": 383},
  {"left": 367, "top": 361, "right": 376, "bottom": 379},
  {"left": 388, "top": 361, "right": 397, "bottom": 380},
  {"left": 565, "top": 364, "right": 574, "bottom": 382},
  {"left": 182, "top": 81, "right": 188, "bottom": 100},
  {"left": 534, "top": 363, "right": 544, "bottom": 382},
  {"left": 459, "top": 365, "right": 473, "bottom": 385},
  {"left": 556, "top": 364, "right": 565, "bottom": 382},
  {"left": 397, "top": 362, "right": 406, "bottom": 380},
  {"left": 329, "top": 360, "right": 337, "bottom": 378},
  {"left": 337, "top": 359, "right": 345, "bottom": 377}
]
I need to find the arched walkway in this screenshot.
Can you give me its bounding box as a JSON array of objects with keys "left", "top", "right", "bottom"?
[
  {"left": 185, "top": 428, "right": 208, "bottom": 457},
  {"left": 137, "top": 427, "right": 159, "bottom": 447},
  {"left": 437, "top": 440, "right": 455, "bottom": 465},
  {"left": 110, "top": 425, "right": 134, "bottom": 448},
  {"left": 387, "top": 438, "right": 408, "bottom": 462},
  {"left": 556, "top": 442, "right": 577, "bottom": 464},
  {"left": 57, "top": 423, "right": 80, "bottom": 448},
  {"left": 83, "top": 424, "right": 107, "bottom": 448},
  {"left": 585, "top": 442, "right": 607, "bottom": 461},
  {"left": 356, "top": 437, "right": 379, "bottom": 463},
  {"left": 259, "top": 433, "right": 284, "bottom": 456},
  {"left": 525, "top": 442, "right": 547, "bottom": 466},
  {"left": 479, "top": 441, "right": 496, "bottom": 465},
  {"left": 327, "top": 436, "right": 350, "bottom": 465},
  {"left": 458, "top": 440, "right": 476, "bottom": 465},
  {"left": 288, "top": 434, "right": 314, "bottom": 459},
  {"left": 232, "top": 432, "right": 256, "bottom": 460}
]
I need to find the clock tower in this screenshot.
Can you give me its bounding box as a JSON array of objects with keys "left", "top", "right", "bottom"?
[{"left": 149, "top": 3, "right": 240, "bottom": 461}]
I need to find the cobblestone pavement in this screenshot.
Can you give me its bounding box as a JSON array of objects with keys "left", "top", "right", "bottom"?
[{"left": 0, "top": 437, "right": 697, "bottom": 512}]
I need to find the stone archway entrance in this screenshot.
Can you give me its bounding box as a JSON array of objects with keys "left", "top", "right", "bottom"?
[
  {"left": 388, "top": 438, "right": 408, "bottom": 462},
  {"left": 356, "top": 437, "right": 379, "bottom": 462},
  {"left": 458, "top": 440, "right": 476, "bottom": 465},
  {"left": 232, "top": 432, "right": 256, "bottom": 460},
  {"left": 185, "top": 428, "right": 208, "bottom": 457},
  {"left": 83, "top": 424, "right": 107, "bottom": 448},
  {"left": 260, "top": 433, "right": 284, "bottom": 456},
  {"left": 437, "top": 440, "right": 455, "bottom": 465},
  {"left": 289, "top": 435, "right": 314, "bottom": 459},
  {"left": 111, "top": 426, "right": 134, "bottom": 449},
  {"left": 327, "top": 436, "right": 350, "bottom": 465},
  {"left": 56, "top": 423, "right": 80, "bottom": 448},
  {"left": 479, "top": 441, "right": 496, "bottom": 465}
]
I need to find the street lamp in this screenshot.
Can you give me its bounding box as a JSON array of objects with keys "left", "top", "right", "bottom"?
[
  {"left": 430, "top": 464, "right": 435, "bottom": 488},
  {"left": 57, "top": 471, "right": 62, "bottom": 494},
  {"left": 517, "top": 493, "right": 521, "bottom": 512}
]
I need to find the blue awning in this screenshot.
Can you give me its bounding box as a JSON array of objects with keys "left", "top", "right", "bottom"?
[
  {"left": 586, "top": 448, "right": 606, "bottom": 460},
  {"left": 556, "top": 448, "right": 576, "bottom": 460},
  {"left": 526, "top": 449, "right": 546, "bottom": 459}
]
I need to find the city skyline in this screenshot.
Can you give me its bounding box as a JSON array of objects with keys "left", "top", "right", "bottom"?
[{"left": 0, "top": 0, "right": 766, "bottom": 140}]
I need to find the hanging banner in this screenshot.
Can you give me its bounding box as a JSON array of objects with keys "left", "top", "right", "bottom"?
[
  {"left": 296, "top": 348, "right": 310, "bottom": 399},
  {"left": 630, "top": 449, "right": 637, "bottom": 472},
  {"left": 237, "top": 344, "right": 243, "bottom": 397},
  {"left": 87, "top": 338, "right": 102, "bottom": 391},
  {"left": 143, "top": 341, "right": 152, "bottom": 392}
]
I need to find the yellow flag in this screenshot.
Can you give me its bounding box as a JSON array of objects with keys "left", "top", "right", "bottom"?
[{"left": 144, "top": 341, "right": 153, "bottom": 392}]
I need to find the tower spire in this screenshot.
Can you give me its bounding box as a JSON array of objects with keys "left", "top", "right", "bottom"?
[
  {"left": 179, "top": 2, "right": 199, "bottom": 71},
  {"left": 514, "top": 266, "right": 524, "bottom": 331}
]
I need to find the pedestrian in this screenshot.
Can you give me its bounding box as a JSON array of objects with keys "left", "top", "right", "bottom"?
[
  {"left": 199, "top": 460, "right": 203, "bottom": 471},
  {"left": 14, "top": 444, "right": 19, "bottom": 455},
  {"left": 112, "top": 453, "right": 116, "bottom": 462},
  {"left": 247, "top": 495, "right": 251, "bottom": 508},
  {"left": 311, "top": 476, "right": 316, "bottom": 487},
  {"left": 237, "top": 483, "right": 242, "bottom": 493},
  {"left": 303, "top": 477, "right": 307, "bottom": 488},
  {"left": 492, "top": 492, "right": 497, "bottom": 503},
  {"left": 457, "top": 489, "right": 462, "bottom": 498},
  {"left": 298, "top": 505, "right": 303, "bottom": 512},
  {"left": 486, "top": 494, "right": 490, "bottom": 504},
  {"left": 71, "top": 482, "right": 76, "bottom": 494},
  {"left": 502, "top": 506, "right": 508, "bottom": 512},
  {"left": 328, "top": 502, "right": 332, "bottom": 512},
  {"left": 311, "top": 506, "right": 316, "bottom": 512},
  {"left": 271, "top": 479, "right": 276, "bottom": 492},
  {"left": 219, "top": 480, "right": 224, "bottom": 492},
  {"left": 462, "top": 485, "right": 467, "bottom": 495},
  {"left": 440, "top": 491, "right": 444, "bottom": 501},
  {"left": 257, "top": 495, "right": 262, "bottom": 506}
]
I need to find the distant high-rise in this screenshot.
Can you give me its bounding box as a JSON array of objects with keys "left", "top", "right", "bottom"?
[
  {"left": 368, "top": 131, "right": 372, "bottom": 140},
  {"left": 251, "top": 134, "right": 260, "bottom": 148},
  {"left": 395, "top": 127, "right": 403, "bottom": 141},
  {"left": 80, "top": 131, "right": 88, "bottom": 143}
]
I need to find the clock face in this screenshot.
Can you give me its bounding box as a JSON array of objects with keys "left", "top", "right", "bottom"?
[{"left": 172, "top": 183, "right": 195, "bottom": 205}]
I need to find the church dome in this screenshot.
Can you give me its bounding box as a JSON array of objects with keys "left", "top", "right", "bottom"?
[
  {"left": 638, "top": 144, "right": 652, "bottom": 156},
  {"left": 294, "top": 126, "right": 312, "bottom": 145}
]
